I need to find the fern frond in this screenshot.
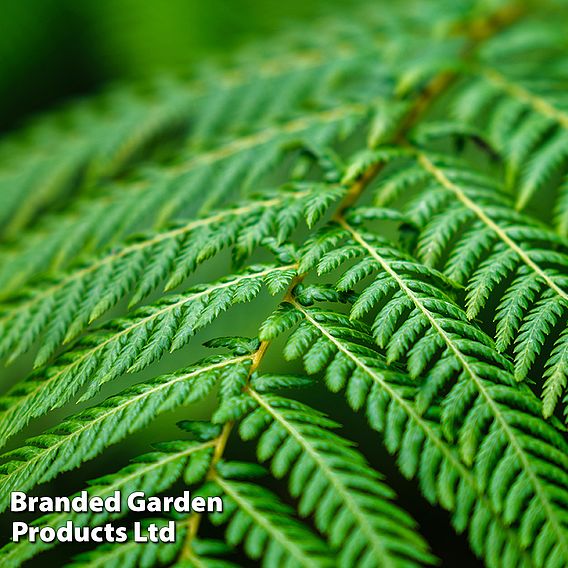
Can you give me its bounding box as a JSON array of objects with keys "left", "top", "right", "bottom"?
[
  {"left": 451, "top": 20, "right": 568, "bottom": 221},
  {"left": 0, "top": 265, "right": 290, "bottom": 446},
  {"left": 236, "top": 383, "right": 435, "bottom": 567},
  {"left": 174, "top": 538, "right": 243, "bottom": 568},
  {"left": 0, "top": 85, "right": 193, "bottom": 239},
  {"left": 0, "top": 184, "right": 337, "bottom": 367},
  {"left": 0, "top": 422, "right": 219, "bottom": 567},
  {"left": 208, "top": 461, "right": 333, "bottom": 567},
  {"left": 542, "top": 327, "right": 568, "bottom": 419},
  {"left": 2, "top": 2, "right": 567, "bottom": 566},
  {"left": 0, "top": 354, "right": 253, "bottom": 511},
  {"left": 413, "top": 152, "right": 568, "bottom": 305},
  {"left": 399, "top": 152, "right": 568, "bottom": 414},
  {"left": 260, "top": 291, "right": 533, "bottom": 567},
  {"left": 557, "top": 175, "right": 568, "bottom": 237},
  {"left": 0, "top": 49, "right": 388, "bottom": 297},
  {"left": 296, "top": 211, "right": 568, "bottom": 565},
  {"left": 0, "top": 11, "right": 393, "bottom": 241}
]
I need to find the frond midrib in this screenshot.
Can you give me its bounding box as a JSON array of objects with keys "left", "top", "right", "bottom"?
[
  {"left": 289, "top": 298, "right": 531, "bottom": 560},
  {"left": 0, "top": 265, "right": 290, "bottom": 446},
  {"left": 0, "top": 355, "right": 249, "bottom": 508},
  {"left": 0, "top": 194, "right": 305, "bottom": 330},
  {"left": 339, "top": 218, "right": 568, "bottom": 559},
  {"left": 416, "top": 151, "right": 568, "bottom": 302},
  {"left": 248, "top": 388, "right": 397, "bottom": 568},
  {"left": 0, "top": 440, "right": 215, "bottom": 566},
  {"left": 214, "top": 475, "right": 322, "bottom": 568},
  {"left": 481, "top": 67, "right": 568, "bottom": 130}
]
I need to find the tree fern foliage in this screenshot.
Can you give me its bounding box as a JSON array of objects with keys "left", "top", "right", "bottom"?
[{"left": 1, "top": 1, "right": 568, "bottom": 566}]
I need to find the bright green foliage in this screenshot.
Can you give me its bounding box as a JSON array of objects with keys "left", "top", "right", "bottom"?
[
  {"left": 1, "top": 1, "right": 568, "bottom": 567},
  {"left": 450, "top": 18, "right": 568, "bottom": 221},
  {"left": 234, "top": 383, "right": 435, "bottom": 567},
  {"left": 0, "top": 354, "right": 251, "bottom": 510},
  {"left": 0, "top": 35, "right": 386, "bottom": 296},
  {"left": 0, "top": 423, "right": 219, "bottom": 567},
  {"left": 0, "top": 266, "right": 286, "bottom": 446},
  {"left": 260, "top": 288, "right": 561, "bottom": 567},
  {"left": 0, "top": 184, "right": 340, "bottom": 368},
  {"left": 207, "top": 461, "right": 334, "bottom": 567},
  {"left": 373, "top": 150, "right": 568, "bottom": 415}
]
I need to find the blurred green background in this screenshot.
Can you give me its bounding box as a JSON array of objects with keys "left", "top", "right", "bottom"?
[{"left": 0, "top": 0, "right": 358, "bottom": 134}]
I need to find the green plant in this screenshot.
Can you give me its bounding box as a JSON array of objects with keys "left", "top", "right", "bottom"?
[{"left": 1, "top": 1, "right": 568, "bottom": 566}]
